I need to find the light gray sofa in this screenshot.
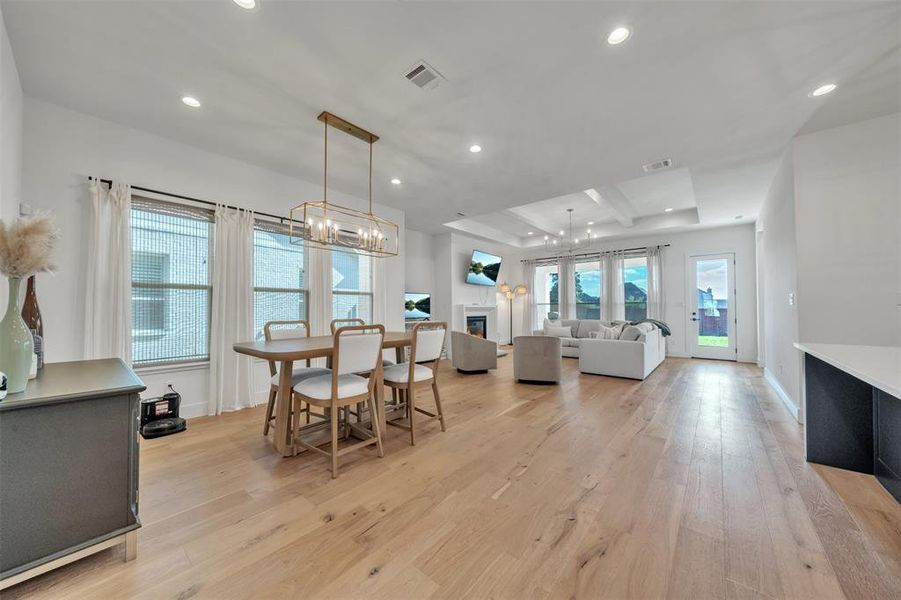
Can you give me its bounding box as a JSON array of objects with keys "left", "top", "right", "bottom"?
[
  {"left": 451, "top": 331, "right": 498, "bottom": 373},
  {"left": 534, "top": 319, "right": 665, "bottom": 380},
  {"left": 513, "top": 336, "right": 562, "bottom": 383}
]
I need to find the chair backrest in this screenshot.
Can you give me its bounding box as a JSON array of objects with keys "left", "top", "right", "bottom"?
[
  {"left": 411, "top": 322, "right": 447, "bottom": 364},
  {"left": 333, "top": 324, "right": 385, "bottom": 376},
  {"left": 265, "top": 320, "right": 310, "bottom": 341},
  {"left": 330, "top": 318, "right": 364, "bottom": 334},
  {"left": 263, "top": 320, "right": 310, "bottom": 374}
]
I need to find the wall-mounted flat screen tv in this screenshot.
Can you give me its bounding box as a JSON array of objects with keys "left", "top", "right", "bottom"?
[
  {"left": 466, "top": 249, "right": 502, "bottom": 286},
  {"left": 404, "top": 292, "right": 431, "bottom": 320}
]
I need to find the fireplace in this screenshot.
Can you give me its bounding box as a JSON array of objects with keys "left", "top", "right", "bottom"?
[{"left": 466, "top": 315, "right": 488, "bottom": 339}]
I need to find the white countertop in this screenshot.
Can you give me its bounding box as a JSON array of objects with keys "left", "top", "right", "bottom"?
[{"left": 794, "top": 343, "right": 901, "bottom": 398}]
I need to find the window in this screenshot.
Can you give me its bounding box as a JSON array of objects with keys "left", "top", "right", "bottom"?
[
  {"left": 131, "top": 198, "right": 213, "bottom": 366},
  {"left": 332, "top": 250, "right": 372, "bottom": 322},
  {"left": 623, "top": 255, "right": 648, "bottom": 321},
  {"left": 574, "top": 261, "right": 602, "bottom": 319},
  {"left": 534, "top": 264, "right": 559, "bottom": 321},
  {"left": 253, "top": 221, "right": 307, "bottom": 338}
]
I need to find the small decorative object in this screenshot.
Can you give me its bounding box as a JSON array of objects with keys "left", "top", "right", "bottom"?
[
  {"left": 0, "top": 213, "right": 59, "bottom": 394},
  {"left": 22, "top": 275, "right": 44, "bottom": 369},
  {"left": 0, "top": 371, "right": 7, "bottom": 400}
]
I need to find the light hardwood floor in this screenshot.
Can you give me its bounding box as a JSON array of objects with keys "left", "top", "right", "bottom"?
[{"left": 6, "top": 356, "right": 901, "bottom": 599}]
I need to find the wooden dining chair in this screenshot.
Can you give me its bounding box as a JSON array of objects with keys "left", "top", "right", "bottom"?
[
  {"left": 292, "top": 324, "right": 386, "bottom": 478},
  {"left": 383, "top": 322, "right": 447, "bottom": 445},
  {"left": 329, "top": 317, "right": 396, "bottom": 420},
  {"left": 262, "top": 320, "right": 330, "bottom": 436}
]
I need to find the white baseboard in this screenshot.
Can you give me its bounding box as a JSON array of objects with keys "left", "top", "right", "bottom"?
[
  {"left": 180, "top": 389, "right": 270, "bottom": 420},
  {"left": 764, "top": 367, "right": 800, "bottom": 422}
]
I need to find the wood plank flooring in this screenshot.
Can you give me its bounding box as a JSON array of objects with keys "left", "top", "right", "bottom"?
[{"left": 6, "top": 356, "right": 901, "bottom": 599}]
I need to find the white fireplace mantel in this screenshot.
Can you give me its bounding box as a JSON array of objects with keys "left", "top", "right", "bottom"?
[{"left": 457, "top": 304, "right": 498, "bottom": 342}]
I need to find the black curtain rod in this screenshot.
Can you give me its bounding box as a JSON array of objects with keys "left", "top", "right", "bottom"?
[
  {"left": 88, "top": 176, "right": 298, "bottom": 225},
  {"left": 521, "top": 244, "right": 670, "bottom": 264}
]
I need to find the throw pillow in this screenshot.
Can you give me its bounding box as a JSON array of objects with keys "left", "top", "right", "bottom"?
[
  {"left": 544, "top": 326, "right": 573, "bottom": 338},
  {"left": 599, "top": 325, "right": 620, "bottom": 340},
  {"left": 543, "top": 318, "right": 562, "bottom": 332},
  {"left": 619, "top": 325, "right": 643, "bottom": 341}
]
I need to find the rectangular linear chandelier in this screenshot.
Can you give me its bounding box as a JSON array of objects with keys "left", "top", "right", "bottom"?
[{"left": 289, "top": 111, "right": 399, "bottom": 257}]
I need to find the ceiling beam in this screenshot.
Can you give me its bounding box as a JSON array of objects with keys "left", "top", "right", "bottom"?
[
  {"left": 500, "top": 208, "right": 560, "bottom": 239},
  {"left": 584, "top": 187, "right": 635, "bottom": 227}
]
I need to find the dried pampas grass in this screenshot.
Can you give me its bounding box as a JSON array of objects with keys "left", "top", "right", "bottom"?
[{"left": 0, "top": 213, "right": 60, "bottom": 279}]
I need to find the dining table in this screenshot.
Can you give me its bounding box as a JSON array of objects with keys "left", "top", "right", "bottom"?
[{"left": 233, "top": 330, "right": 413, "bottom": 457}]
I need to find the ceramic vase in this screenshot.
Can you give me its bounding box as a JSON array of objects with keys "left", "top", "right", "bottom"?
[{"left": 0, "top": 278, "right": 34, "bottom": 394}]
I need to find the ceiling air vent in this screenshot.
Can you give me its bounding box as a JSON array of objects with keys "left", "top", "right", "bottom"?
[
  {"left": 642, "top": 158, "right": 674, "bottom": 173},
  {"left": 404, "top": 60, "right": 445, "bottom": 91}
]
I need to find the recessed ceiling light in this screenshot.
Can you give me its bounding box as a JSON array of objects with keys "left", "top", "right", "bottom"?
[
  {"left": 587, "top": 221, "right": 594, "bottom": 225},
  {"left": 527, "top": 231, "right": 534, "bottom": 235},
  {"left": 181, "top": 96, "right": 201, "bottom": 108},
  {"left": 810, "top": 83, "right": 837, "bottom": 97},
  {"left": 607, "top": 27, "right": 631, "bottom": 45},
  {"left": 233, "top": 0, "right": 256, "bottom": 9},
  {"left": 559, "top": 230, "right": 565, "bottom": 236},
  {"left": 469, "top": 144, "right": 482, "bottom": 153},
  {"left": 664, "top": 207, "right": 673, "bottom": 213},
  {"left": 390, "top": 178, "right": 401, "bottom": 185}
]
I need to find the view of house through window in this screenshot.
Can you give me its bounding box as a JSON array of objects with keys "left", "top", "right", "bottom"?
[
  {"left": 131, "top": 198, "right": 213, "bottom": 366},
  {"left": 574, "top": 261, "right": 601, "bottom": 319},
  {"left": 253, "top": 222, "right": 307, "bottom": 338},
  {"left": 534, "top": 264, "right": 559, "bottom": 321},
  {"left": 332, "top": 250, "right": 373, "bottom": 322},
  {"left": 623, "top": 255, "right": 648, "bottom": 321}
]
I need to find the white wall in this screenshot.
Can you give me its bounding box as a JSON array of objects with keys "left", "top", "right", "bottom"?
[
  {"left": 0, "top": 6, "right": 23, "bottom": 306},
  {"left": 794, "top": 112, "right": 901, "bottom": 346},
  {"left": 420, "top": 232, "right": 525, "bottom": 350},
  {"left": 21, "top": 98, "right": 406, "bottom": 417},
  {"left": 451, "top": 233, "right": 524, "bottom": 346},
  {"left": 404, "top": 229, "right": 435, "bottom": 297},
  {"left": 520, "top": 224, "right": 760, "bottom": 362},
  {"left": 757, "top": 149, "right": 801, "bottom": 416}
]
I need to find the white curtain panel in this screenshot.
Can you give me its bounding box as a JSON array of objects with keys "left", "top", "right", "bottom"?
[
  {"left": 522, "top": 260, "right": 537, "bottom": 334},
  {"left": 307, "top": 246, "right": 334, "bottom": 336},
  {"left": 209, "top": 206, "right": 255, "bottom": 415},
  {"left": 604, "top": 251, "right": 626, "bottom": 321},
  {"left": 84, "top": 179, "right": 132, "bottom": 362},
  {"left": 646, "top": 245, "right": 666, "bottom": 320},
  {"left": 371, "top": 254, "right": 387, "bottom": 327},
  {"left": 558, "top": 257, "right": 575, "bottom": 320}
]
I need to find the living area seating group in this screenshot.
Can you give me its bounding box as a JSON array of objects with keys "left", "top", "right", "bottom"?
[{"left": 449, "top": 317, "right": 666, "bottom": 383}]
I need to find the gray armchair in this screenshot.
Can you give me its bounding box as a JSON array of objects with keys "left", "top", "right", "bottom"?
[
  {"left": 513, "top": 336, "right": 562, "bottom": 383},
  {"left": 451, "top": 331, "right": 498, "bottom": 373}
]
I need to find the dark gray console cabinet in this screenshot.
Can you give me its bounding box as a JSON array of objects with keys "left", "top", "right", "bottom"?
[{"left": 0, "top": 359, "right": 145, "bottom": 588}]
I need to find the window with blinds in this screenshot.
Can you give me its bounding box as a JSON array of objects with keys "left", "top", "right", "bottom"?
[
  {"left": 332, "top": 250, "right": 372, "bottom": 322},
  {"left": 253, "top": 221, "right": 307, "bottom": 338},
  {"left": 131, "top": 197, "right": 214, "bottom": 366}
]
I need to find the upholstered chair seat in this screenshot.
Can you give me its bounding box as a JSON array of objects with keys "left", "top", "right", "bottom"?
[
  {"left": 383, "top": 362, "right": 434, "bottom": 384},
  {"left": 293, "top": 372, "right": 369, "bottom": 401},
  {"left": 270, "top": 367, "right": 331, "bottom": 387}
]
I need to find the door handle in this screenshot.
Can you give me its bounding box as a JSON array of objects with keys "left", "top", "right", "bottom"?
[{"left": 690, "top": 317, "right": 699, "bottom": 322}]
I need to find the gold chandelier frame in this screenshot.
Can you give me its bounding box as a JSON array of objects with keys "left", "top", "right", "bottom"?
[{"left": 289, "top": 111, "right": 399, "bottom": 257}]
